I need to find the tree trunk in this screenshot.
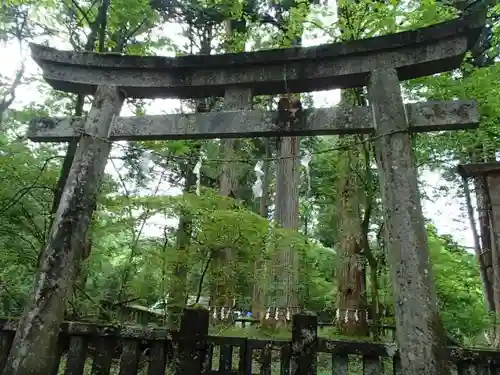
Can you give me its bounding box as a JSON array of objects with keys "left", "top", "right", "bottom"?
[
  {"left": 252, "top": 140, "right": 272, "bottom": 321},
  {"left": 167, "top": 28, "right": 212, "bottom": 329},
  {"left": 0, "top": 64, "right": 24, "bottom": 130},
  {"left": 211, "top": 87, "right": 252, "bottom": 314},
  {"left": 211, "top": 137, "right": 238, "bottom": 311},
  {"left": 336, "top": 136, "right": 369, "bottom": 336},
  {"left": 267, "top": 134, "right": 301, "bottom": 323},
  {"left": 2, "top": 85, "right": 123, "bottom": 375},
  {"left": 334, "top": 0, "right": 371, "bottom": 335},
  {"left": 167, "top": 152, "right": 198, "bottom": 329}
]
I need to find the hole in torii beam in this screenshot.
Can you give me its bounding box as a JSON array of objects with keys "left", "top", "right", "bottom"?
[{"left": 2, "top": 10, "right": 484, "bottom": 375}]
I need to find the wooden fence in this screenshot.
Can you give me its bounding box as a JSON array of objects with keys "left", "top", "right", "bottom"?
[
  {"left": 0, "top": 308, "right": 499, "bottom": 375},
  {"left": 99, "top": 301, "right": 398, "bottom": 341}
]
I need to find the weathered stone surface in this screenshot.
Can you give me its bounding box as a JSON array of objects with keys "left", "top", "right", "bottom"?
[
  {"left": 457, "top": 162, "right": 500, "bottom": 177},
  {"left": 368, "top": 68, "right": 450, "bottom": 375},
  {"left": 28, "top": 101, "right": 479, "bottom": 142},
  {"left": 486, "top": 172, "right": 500, "bottom": 344},
  {"left": 2, "top": 85, "right": 124, "bottom": 375},
  {"left": 405, "top": 100, "right": 479, "bottom": 131},
  {"left": 29, "top": 13, "right": 483, "bottom": 98}
]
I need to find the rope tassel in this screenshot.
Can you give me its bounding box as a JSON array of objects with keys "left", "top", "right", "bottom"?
[
  {"left": 193, "top": 156, "right": 203, "bottom": 196},
  {"left": 252, "top": 160, "right": 264, "bottom": 199}
]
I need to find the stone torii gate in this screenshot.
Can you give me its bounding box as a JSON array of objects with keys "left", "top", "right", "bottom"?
[{"left": 3, "top": 11, "right": 484, "bottom": 375}]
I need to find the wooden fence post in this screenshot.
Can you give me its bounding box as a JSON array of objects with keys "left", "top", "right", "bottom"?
[
  {"left": 368, "top": 68, "right": 449, "bottom": 375},
  {"left": 175, "top": 308, "right": 209, "bottom": 375},
  {"left": 291, "top": 313, "right": 317, "bottom": 375},
  {"left": 0, "top": 333, "right": 13, "bottom": 374}
]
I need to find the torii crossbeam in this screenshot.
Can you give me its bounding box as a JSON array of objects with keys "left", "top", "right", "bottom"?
[{"left": 28, "top": 100, "right": 479, "bottom": 141}]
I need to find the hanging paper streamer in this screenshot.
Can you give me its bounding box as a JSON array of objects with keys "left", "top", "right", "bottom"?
[
  {"left": 265, "top": 307, "right": 271, "bottom": 320},
  {"left": 212, "top": 307, "right": 217, "bottom": 320},
  {"left": 333, "top": 308, "right": 371, "bottom": 323},
  {"left": 300, "top": 151, "right": 312, "bottom": 193},
  {"left": 140, "top": 151, "right": 150, "bottom": 173},
  {"left": 286, "top": 308, "right": 291, "bottom": 321},
  {"left": 220, "top": 307, "right": 225, "bottom": 321},
  {"left": 193, "top": 154, "right": 205, "bottom": 196},
  {"left": 252, "top": 160, "right": 264, "bottom": 199},
  {"left": 485, "top": 331, "right": 492, "bottom": 344},
  {"left": 274, "top": 308, "right": 279, "bottom": 321}
]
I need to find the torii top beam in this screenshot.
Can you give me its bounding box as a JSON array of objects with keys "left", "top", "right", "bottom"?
[
  {"left": 457, "top": 162, "right": 500, "bottom": 178},
  {"left": 30, "top": 13, "right": 483, "bottom": 99}
]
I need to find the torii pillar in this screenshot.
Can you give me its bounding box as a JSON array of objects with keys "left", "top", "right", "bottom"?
[{"left": 458, "top": 163, "right": 500, "bottom": 317}]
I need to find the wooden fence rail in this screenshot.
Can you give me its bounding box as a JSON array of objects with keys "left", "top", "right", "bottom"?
[
  {"left": 99, "top": 301, "right": 398, "bottom": 341},
  {"left": 0, "top": 308, "right": 499, "bottom": 375}
]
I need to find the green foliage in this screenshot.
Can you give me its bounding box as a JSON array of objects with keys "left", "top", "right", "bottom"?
[
  {"left": 0, "top": 136, "right": 60, "bottom": 315},
  {"left": 428, "top": 227, "right": 489, "bottom": 339}
]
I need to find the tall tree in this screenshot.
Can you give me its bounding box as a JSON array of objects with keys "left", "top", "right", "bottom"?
[
  {"left": 211, "top": 15, "right": 249, "bottom": 314},
  {"left": 334, "top": 0, "right": 376, "bottom": 337},
  {"left": 265, "top": 0, "right": 314, "bottom": 321}
]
